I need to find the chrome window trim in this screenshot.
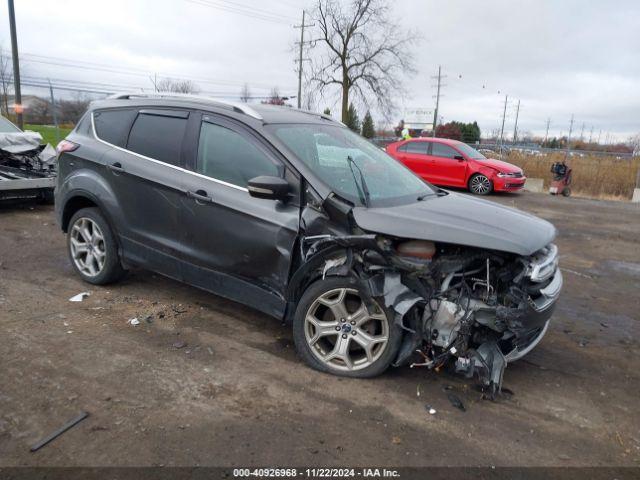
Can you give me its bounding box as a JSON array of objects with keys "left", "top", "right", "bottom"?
[{"left": 90, "top": 111, "right": 249, "bottom": 193}]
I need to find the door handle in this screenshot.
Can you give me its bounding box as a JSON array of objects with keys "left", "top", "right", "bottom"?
[
  {"left": 107, "top": 162, "right": 124, "bottom": 173},
  {"left": 187, "top": 189, "right": 214, "bottom": 204}
]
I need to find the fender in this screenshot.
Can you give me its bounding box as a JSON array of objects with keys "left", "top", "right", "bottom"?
[
  {"left": 475, "top": 165, "right": 500, "bottom": 182},
  {"left": 57, "top": 168, "right": 122, "bottom": 236}
]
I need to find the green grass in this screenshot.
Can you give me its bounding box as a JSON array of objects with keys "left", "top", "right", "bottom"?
[{"left": 24, "top": 124, "right": 73, "bottom": 146}]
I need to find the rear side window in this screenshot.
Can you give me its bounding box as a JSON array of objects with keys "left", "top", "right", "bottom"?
[
  {"left": 93, "top": 109, "right": 137, "bottom": 147},
  {"left": 197, "top": 121, "right": 281, "bottom": 188},
  {"left": 126, "top": 111, "right": 188, "bottom": 166},
  {"left": 431, "top": 143, "right": 459, "bottom": 159},
  {"left": 404, "top": 141, "right": 429, "bottom": 154}
]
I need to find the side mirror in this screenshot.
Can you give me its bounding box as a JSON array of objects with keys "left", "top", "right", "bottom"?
[
  {"left": 248, "top": 176, "right": 290, "bottom": 201},
  {"left": 454, "top": 155, "right": 465, "bottom": 161}
]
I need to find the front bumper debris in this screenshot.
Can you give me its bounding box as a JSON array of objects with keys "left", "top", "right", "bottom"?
[{"left": 293, "top": 231, "right": 562, "bottom": 393}]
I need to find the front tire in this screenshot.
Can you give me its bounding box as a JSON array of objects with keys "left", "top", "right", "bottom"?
[
  {"left": 293, "top": 276, "right": 402, "bottom": 378},
  {"left": 67, "top": 207, "right": 126, "bottom": 285},
  {"left": 468, "top": 174, "right": 493, "bottom": 195}
]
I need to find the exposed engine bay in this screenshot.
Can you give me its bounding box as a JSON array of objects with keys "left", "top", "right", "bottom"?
[
  {"left": 292, "top": 224, "right": 562, "bottom": 394},
  {"left": 0, "top": 130, "right": 57, "bottom": 201}
]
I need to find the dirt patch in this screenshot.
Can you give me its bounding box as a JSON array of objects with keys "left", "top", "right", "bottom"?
[{"left": 0, "top": 193, "right": 639, "bottom": 467}]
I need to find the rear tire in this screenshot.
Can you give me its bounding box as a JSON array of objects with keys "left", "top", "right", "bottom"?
[
  {"left": 468, "top": 174, "right": 493, "bottom": 195},
  {"left": 293, "top": 276, "right": 402, "bottom": 378},
  {"left": 67, "top": 207, "right": 126, "bottom": 285},
  {"left": 561, "top": 187, "right": 571, "bottom": 197}
]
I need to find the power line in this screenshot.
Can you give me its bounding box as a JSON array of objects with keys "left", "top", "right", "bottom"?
[
  {"left": 20, "top": 74, "right": 296, "bottom": 100},
  {"left": 185, "top": 0, "right": 297, "bottom": 25},
  {"left": 19, "top": 52, "right": 295, "bottom": 91}
]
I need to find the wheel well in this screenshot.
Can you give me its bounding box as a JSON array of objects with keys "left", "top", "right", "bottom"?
[{"left": 61, "top": 196, "right": 98, "bottom": 232}]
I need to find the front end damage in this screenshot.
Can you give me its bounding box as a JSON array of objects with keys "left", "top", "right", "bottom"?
[{"left": 291, "top": 224, "right": 562, "bottom": 392}]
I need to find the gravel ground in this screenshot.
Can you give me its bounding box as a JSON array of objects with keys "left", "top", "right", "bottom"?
[{"left": 0, "top": 192, "right": 639, "bottom": 467}]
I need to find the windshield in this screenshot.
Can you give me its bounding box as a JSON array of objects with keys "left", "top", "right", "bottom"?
[
  {"left": 454, "top": 142, "right": 486, "bottom": 159},
  {"left": 268, "top": 124, "right": 436, "bottom": 207},
  {"left": 0, "top": 115, "right": 22, "bottom": 133}
]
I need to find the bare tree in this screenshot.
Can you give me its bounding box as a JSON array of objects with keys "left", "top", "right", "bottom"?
[
  {"left": 309, "top": 0, "right": 417, "bottom": 122},
  {"left": 240, "top": 83, "right": 251, "bottom": 103},
  {"left": 303, "top": 84, "right": 317, "bottom": 111},
  {"left": 0, "top": 46, "right": 13, "bottom": 117},
  {"left": 153, "top": 77, "right": 200, "bottom": 94},
  {"left": 58, "top": 93, "right": 91, "bottom": 124},
  {"left": 26, "top": 97, "right": 51, "bottom": 124},
  {"left": 630, "top": 133, "right": 640, "bottom": 157}
]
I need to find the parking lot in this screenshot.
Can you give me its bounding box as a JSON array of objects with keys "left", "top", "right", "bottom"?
[{"left": 1, "top": 191, "right": 639, "bottom": 467}]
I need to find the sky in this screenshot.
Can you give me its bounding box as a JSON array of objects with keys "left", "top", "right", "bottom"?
[{"left": 0, "top": 0, "right": 638, "bottom": 142}]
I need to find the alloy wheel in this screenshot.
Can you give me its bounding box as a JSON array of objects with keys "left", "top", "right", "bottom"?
[
  {"left": 69, "top": 217, "right": 106, "bottom": 277},
  {"left": 470, "top": 175, "right": 491, "bottom": 194},
  {"left": 304, "top": 288, "right": 389, "bottom": 371}
]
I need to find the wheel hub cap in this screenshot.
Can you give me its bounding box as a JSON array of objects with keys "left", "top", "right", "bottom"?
[
  {"left": 69, "top": 217, "right": 106, "bottom": 278},
  {"left": 304, "top": 287, "right": 389, "bottom": 371}
]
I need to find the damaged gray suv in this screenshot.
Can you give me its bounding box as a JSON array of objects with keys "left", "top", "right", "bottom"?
[{"left": 56, "top": 93, "right": 562, "bottom": 390}]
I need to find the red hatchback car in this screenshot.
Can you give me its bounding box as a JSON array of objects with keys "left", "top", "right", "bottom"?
[{"left": 386, "top": 138, "right": 526, "bottom": 195}]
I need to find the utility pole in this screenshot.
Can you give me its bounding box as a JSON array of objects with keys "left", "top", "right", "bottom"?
[
  {"left": 579, "top": 122, "right": 585, "bottom": 141},
  {"left": 47, "top": 79, "right": 60, "bottom": 144},
  {"left": 565, "top": 114, "right": 574, "bottom": 160},
  {"left": 294, "top": 11, "right": 314, "bottom": 109},
  {"left": 8, "top": 0, "right": 23, "bottom": 129},
  {"left": 588, "top": 126, "right": 594, "bottom": 144},
  {"left": 499, "top": 94, "right": 508, "bottom": 156},
  {"left": 544, "top": 118, "right": 551, "bottom": 145},
  {"left": 512, "top": 99, "right": 520, "bottom": 144},
  {"left": 431, "top": 66, "right": 446, "bottom": 137},
  {"left": 597, "top": 129, "right": 602, "bottom": 144}
]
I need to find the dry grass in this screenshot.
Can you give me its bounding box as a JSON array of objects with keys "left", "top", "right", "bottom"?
[{"left": 506, "top": 152, "right": 640, "bottom": 200}]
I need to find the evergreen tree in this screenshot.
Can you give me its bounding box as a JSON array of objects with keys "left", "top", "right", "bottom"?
[
  {"left": 344, "top": 103, "right": 360, "bottom": 132},
  {"left": 361, "top": 110, "right": 375, "bottom": 138},
  {"left": 323, "top": 107, "right": 331, "bottom": 115}
]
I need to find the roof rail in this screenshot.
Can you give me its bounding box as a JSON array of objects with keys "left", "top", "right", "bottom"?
[
  {"left": 276, "top": 105, "right": 345, "bottom": 127},
  {"left": 107, "top": 92, "right": 263, "bottom": 120}
]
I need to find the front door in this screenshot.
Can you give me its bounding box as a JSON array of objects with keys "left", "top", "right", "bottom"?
[
  {"left": 429, "top": 142, "right": 468, "bottom": 187},
  {"left": 179, "top": 114, "right": 300, "bottom": 317}
]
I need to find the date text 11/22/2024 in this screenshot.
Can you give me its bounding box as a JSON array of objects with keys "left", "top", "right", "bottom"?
[{"left": 233, "top": 468, "right": 400, "bottom": 478}]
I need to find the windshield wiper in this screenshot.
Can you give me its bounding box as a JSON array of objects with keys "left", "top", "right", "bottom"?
[
  {"left": 417, "top": 189, "right": 448, "bottom": 201},
  {"left": 347, "top": 155, "right": 371, "bottom": 208}
]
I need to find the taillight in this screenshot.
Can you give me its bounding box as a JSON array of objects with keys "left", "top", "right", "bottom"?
[{"left": 56, "top": 140, "right": 79, "bottom": 154}]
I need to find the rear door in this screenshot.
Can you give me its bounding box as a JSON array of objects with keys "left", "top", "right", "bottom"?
[
  {"left": 179, "top": 113, "right": 300, "bottom": 317},
  {"left": 430, "top": 142, "right": 467, "bottom": 187},
  {"left": 396, "top": 141, "right": 434, "bottom": 181},
  {"left": 97, "top": 108, "right": 189, "bottom": 279}
]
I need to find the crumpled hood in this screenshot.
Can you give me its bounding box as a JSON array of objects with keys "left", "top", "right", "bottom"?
[
  {"left": 0, "top": 131, "right": 43, "bottom": 154},
  {"left": 352, "top": 192, "right": 556, "bottom": 256}
]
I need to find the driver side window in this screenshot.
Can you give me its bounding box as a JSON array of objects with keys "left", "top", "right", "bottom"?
[{"left": 196, "top": 121, "right": 281, "bottom": 188}]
